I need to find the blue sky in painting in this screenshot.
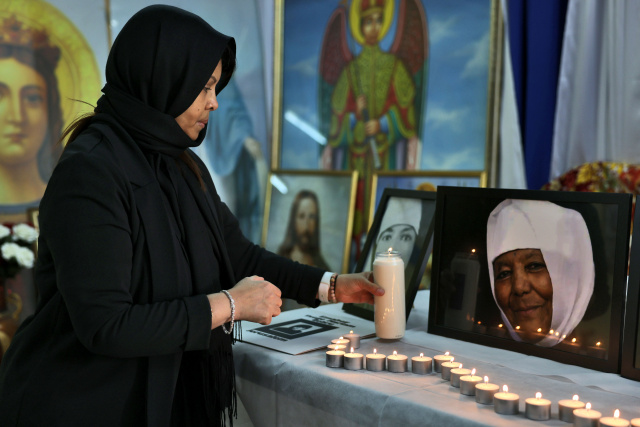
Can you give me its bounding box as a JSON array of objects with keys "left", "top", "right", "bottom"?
[{"left": 280, "top": 0, "right": 492, "bottom": 171}]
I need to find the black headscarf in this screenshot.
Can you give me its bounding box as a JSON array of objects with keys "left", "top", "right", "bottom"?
[{"left": 92, "top": 5, "right": 238, "bottom": 426}]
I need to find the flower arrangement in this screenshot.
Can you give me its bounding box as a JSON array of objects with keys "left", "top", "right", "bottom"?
[{"left": 0, "top": 223, "right": 38, "bottom": 279}]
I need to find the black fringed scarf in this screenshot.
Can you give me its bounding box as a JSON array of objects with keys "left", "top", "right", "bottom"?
[{"left": 93, "top": 5, "right": 237, "bottom": 426}]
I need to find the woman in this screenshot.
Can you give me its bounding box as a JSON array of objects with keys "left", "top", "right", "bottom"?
[
  {"left": 0, "top": 15, "right": 63, "bottom": 221},
  {"left": 486, "top": 199, "right": 595, "bottom": 346},
  {"left": 0, "top": 6, "right": 382, "bottom": 426}
]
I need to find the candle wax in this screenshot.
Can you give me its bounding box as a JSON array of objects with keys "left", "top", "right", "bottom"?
[{"left": 373, "top": 252, "right": 405, "bottom": 339}]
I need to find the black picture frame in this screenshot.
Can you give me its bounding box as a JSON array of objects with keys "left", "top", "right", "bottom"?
[
  {"left": 343, "top": 188, "right": 437, "bottom": 321},
  {"left": 428, "top": 186, "right": 632, "bottom": 373},
  {"left": 621, "top": 198, "right": 640, "bottom": 381}
]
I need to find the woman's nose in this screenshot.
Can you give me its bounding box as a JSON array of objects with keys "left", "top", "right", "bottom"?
[
  {"left": 206, "top": 92, "right": 218, "bottom": 111},
  {"left": 511, "top": 268, "right": 531, "bottom": 296}
]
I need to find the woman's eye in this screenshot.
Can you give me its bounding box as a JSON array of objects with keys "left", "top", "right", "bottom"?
[
  {"left": 526, "top": 262, "right": 546, "bottom": 272},
  {"left": 203, "top": 87, "right": 212, "bottom": 93},
  {"left": 495, "top": 270, "right": 511, "bottom": 280}
]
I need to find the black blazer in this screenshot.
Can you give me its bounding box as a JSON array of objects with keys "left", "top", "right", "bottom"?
[{"left": 0, "top": 123, "right": 323, "bottom": 426}]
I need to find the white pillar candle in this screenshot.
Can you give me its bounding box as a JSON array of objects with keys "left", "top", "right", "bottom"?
[
  {"left": 573, "top": 403, "right": 601, "bottom": 427},
  {"left": 326, "top": 349, "right": 344, "bottom": 368},
  {"left": 475, "top": 376, "right": 499, "bottom": 404},
  {"left": 440, "top": 357, "right": 460, "bottom": 381},
  {"left": 599, "top": 410, "right": 630, "bottom": 427},
  {"left": 525, "top": 392, "right": 551, "bottom": 421},
  {"left": 365, "top": 348, "right": 386, "bottom": 371},
  {"left": 433, "top": 352, "right": 453, "bottom": 373},
  {"left": 494, "top": 385, "right": 519, "bottom": 415},
  {"left": 459, "top": 369, "right": 482, "bottom": 396},
  {"left": 343, "top": 330, "right": 361, "bottom": 349},
  {"left": 557, "top": 394, "right": 585, "bottom": 422},
  {"left": 373, "top": 250, "right": 405, "bottom": 339},
  {"left": 411, "top": 353, "right": 432, "bottom": 375},
  {"left": 449, "top": 364, "right": 470, "bottom": 388},
  {"left": 343, "top": 347, "right": 363, "bottom": 370},
  {"left": 387, "top": 350, "right": 408, "bottom": 373},
  {"left": 327, "top": 344, "right": 347, "bottom": 351},
  {"left": 331, "top": 337, "right": 350, "bottom": 347}
]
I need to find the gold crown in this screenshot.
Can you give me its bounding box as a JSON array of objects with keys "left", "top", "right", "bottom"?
[{"left": 0, "top": 15, "right": 55, "bottom": 51}]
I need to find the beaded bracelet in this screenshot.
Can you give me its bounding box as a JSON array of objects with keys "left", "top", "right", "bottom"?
[
  {"left": 329, "top": 273, "right": 338, "bottom": 303},
  {"left": 220, "top": 290, "right": 235, "bottom": 334}
]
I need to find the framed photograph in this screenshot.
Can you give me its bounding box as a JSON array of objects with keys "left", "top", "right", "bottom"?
[
  {"left": 621, "top": 198, "right": 640, "bottom": 380},
  {"left": 369, "top": 170, "right": 487, "bottom": 228},
  {"left": 343, "top": 188, "right": 437, "bottom": 320},
  {"left": 262, "top": 170, "right": 358, "bottom": 274},
  {"left": 273, "top": 0, "right": 503, "bottom": 262},
  {"left": 428, "top": 186, "right": 632, "bottom": 373}
]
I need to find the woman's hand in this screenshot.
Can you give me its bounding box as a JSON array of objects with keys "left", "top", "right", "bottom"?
[
  {"left": 334, "top": 272, "right": 384, "bottom": 305},
  {"left": 228, "top": 276, "right": 282, "bottom": 325}
]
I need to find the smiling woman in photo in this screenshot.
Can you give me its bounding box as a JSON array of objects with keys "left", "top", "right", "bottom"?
[{"left": 486, "top": 199, "right": 595, "bottom": 347}]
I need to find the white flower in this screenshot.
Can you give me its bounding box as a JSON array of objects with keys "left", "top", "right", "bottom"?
[
  {"left": 2, "top": 242, "right": 20, "bottom": 261},
  {"left": 14, "top": 246, "right": 35, "bottom": 269},
  {"left": 0, "top": 225, "right": 10, "bottom": 240},
  {"left": 12, "top": 223, "right": 38, "bottom": 244}
]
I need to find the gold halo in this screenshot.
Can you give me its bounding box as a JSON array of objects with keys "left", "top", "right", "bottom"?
[
  {"left": 349, "top": 0, "right": 394, "bottom": 45},
  {"left": 0, "top": 0, "right": 102, "bottom": 132}
]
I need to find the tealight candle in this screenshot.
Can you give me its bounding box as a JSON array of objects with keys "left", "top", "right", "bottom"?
[
  {"left": 525, "top": 392, "right": 551, "bottom": 421},
  {"left": 387, "top": 350, "right": 408, "bottom": 373},
  {"left": 494, "top": 385, "right": 519, "bottom": 415},
  {"left": 573, "top": 403, "right": 601, "bottom": 427},
  {"left": 449, "top": 364, "right": 470, "bottom": 387},
  {"left": 557, "top": 394, "right": 585, "bottom": 422},
  {"left": 630, "top": 418, "right": 640, "bottom": 427},
  {"left": 459, "top": 368, "right": 482, "bottom": 396},
  {"left": 433, "top": 352, "right": 453, "bottom": 373},
  {"left": 475, "top": 376, "right": 499, "bottom": 404},
  {"left": 343, "top": 347, "right": 363, "bottom": 370},
  {"left": 325, "top": 349, "right": 344, "bottom": 368},
  {"left": 331, "top": 337, "right": 350, "bottom": 347},
  {"left": 440, "top": 357, "right": 461, "bottom": 380},
  {"left": 599, "top": 409, "right": 630, "bottom": 427},
  {"left": 365, "top": 348, "right": 386, "bottom": 372},
  {"left": 343, "top": 330, "right": 361, "bottom": 349},
  {"left": 327, "top": 344, "right": 347, "bottom": 351},
  {"left": 411, "top": 353, "right": 432, "bottom": 375}
]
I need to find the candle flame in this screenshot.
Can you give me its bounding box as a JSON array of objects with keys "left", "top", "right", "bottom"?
[
  {"left": 555, "top": 331, "right": 560, "bottom": 336},
  {"left": 586, "top": 402, "right": 591, "bottom": 411},
  {"left": 420, "top": 353, "right": 424, "bottom": 357},
  {"left": 572, "top": 395, "right": 579, "bottom": 401},
  {"left": 515, "top": 325, "right": 521, "bottom": 330},
  {"left": 450, "top": 357, "right": 454, "bottom": 362},
  {"left": 614, "top": 409, "right": 620, "bottom": 418},
  {"left": 471, "top": 248, "right": 476, "bottom": 253},
  {"left": 535, "top": 392, "right": 542, "bottom": 399},
  {"left": 477, "top": 321, "right": 481, "bottom": 325},
  {"left": 350, "top": 347, "right": 354, "bottom": 353},
  {"left": 498, "top": 324, "right": 503, "bottom": 328},
  {"left": 350, "top": 330, "right": 353, "bottom": 333},
  {"left": 339, "top": 336, "right": 344, "bottom": 340},
  {"left": 387, "top": 247, "right": 392, "bottom": 254},
  {"left": 572, "top": 338, "right": 577, "bottom": 343},
  {"left": 484, "top": 376, "right": 488, "bottom": 383},
  {"left": 445, "top": 351, "right": 450, "bottom": 356},
  {"left": 373, "top": 348, "right": 377, "bottom": 354},
  {"left": 503, "top": 385, "right": 508, "bottom": 393},
  {"left": 549, "top": 329, "right": 554, "bottom": 334},
  {"left": 471, "top": 368, "right": 476, "bottom": 376},
  {"left": 459, "top": 364, "right": 463, "bottom": 369},
  {"left": 393, "top": 350, "right": 397, "bottom": 356},
  {"left": 537, "top": 328, "right": 542, "bottom": 332},
  {"left": 596, "top": 342, "right": 601, "bottom": 347},
  {"left": 562, "top": 334, "right": 567, "bottom": 339}
]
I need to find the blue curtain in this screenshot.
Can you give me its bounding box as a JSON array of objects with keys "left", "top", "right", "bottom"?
[{"left": 507, "top": 0, "right": 569, "bottom": 189}]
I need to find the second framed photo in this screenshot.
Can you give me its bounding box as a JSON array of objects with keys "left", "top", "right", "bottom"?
[
  {"left": 343, "top": 188, "right": 437, "bottom": 321},
  {"left": 262, "top": 170, "right": 358, "bottom": 274},
  {"left": 621, "top": 198, "right": 640, "bottom": 381},
  {"left": 428, "top": 186, "right": 632, "bottom": 373}
]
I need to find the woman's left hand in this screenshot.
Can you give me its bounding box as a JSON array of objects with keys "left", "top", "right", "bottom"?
[{"left": 334, "top": 272, "right": 384, "bottom": 305}]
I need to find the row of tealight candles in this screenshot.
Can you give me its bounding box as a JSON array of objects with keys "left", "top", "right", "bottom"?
[{"left": 325, "top": 339, "right": 638, "bottom": 427}]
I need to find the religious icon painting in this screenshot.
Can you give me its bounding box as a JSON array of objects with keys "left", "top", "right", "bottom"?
[{"left": 428, "top": 186, "right": 632, "bottom": 373}]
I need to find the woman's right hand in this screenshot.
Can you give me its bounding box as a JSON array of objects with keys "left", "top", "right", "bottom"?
[{"left": 228, "top": 276, "right": 282, "bottom": 325}]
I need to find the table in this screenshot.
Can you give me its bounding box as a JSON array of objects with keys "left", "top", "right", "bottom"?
[{"left": 233, "top": 291, "right": 640, "bottom": 426}]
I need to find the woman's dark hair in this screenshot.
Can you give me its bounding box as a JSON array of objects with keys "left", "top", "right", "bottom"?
[{"left": 0, "top": 16, "right": 63, "bottom": 182}]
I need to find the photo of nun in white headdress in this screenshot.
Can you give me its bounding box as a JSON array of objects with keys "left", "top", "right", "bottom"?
[{"left": 486, "top": 199, "right": 595, "bottom": 347}]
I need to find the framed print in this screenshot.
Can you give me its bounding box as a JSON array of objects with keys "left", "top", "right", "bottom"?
[
  {"left": 621, "top": 198, "right": 640, "bottom": 381},
  {"left": 262, "top": 170, "right": 358, "bottom": 274},
  {"left": 369, "top": 170, "right": 487, "bottom": 228},
  {"left": 343, "top": 188, "right": 437, "bottom": 320},
  {"left": 428, "top": 186, "right": 632, "bottom": 373},
  {"left": 273, "top": 0, "right": 502, "bottom": 258}
]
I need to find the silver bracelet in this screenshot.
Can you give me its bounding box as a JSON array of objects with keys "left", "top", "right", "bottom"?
[{"left": 220, "top": 290, "right": 235, "bottom": 335}]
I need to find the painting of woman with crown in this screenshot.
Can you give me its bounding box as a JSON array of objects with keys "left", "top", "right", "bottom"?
[{"left": 318, "top": 0, "right": 428, "bottom": 257}]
